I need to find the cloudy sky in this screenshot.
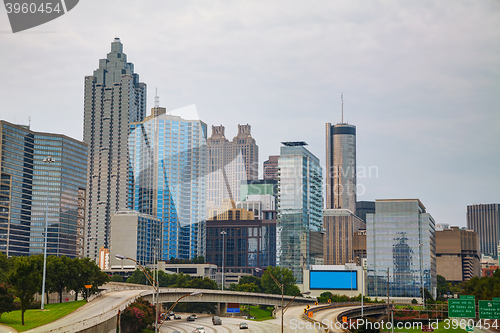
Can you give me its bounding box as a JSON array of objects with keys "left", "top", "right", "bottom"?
[{"left": 1, "top": 0, "right": 498, "bottom": 227}]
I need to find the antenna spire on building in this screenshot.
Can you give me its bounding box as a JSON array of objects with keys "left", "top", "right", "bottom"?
[
  {"left": 154, "top": 88, "right": 159, "bottom": 108},
  {"left": 341, "top": 93, "right": 344, "bottom": 123}
]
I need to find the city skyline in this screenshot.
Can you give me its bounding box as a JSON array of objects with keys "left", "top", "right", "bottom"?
[{"left": 0, "top": 1, "right": 499, "bottom": 228}]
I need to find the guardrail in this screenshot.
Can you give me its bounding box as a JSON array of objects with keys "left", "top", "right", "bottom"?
[{"left": 302, "top": 302, "right": 387, "bottom": 333}]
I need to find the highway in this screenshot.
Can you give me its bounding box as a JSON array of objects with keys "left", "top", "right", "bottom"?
[{"left": 159, "top": 314, "right": 280, "bottom": 333}]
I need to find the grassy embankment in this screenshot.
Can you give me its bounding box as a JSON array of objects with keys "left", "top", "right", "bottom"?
[{"left": 0, "top": 300, "right": 87, "bottom": 332}]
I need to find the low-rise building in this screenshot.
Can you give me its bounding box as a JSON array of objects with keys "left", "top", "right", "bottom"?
[
  {"left": 109, "top": 211, "right": 162, "bottom": 269},
  {"left": 436, "top": 226, "right": 480, "bottom": 282}
]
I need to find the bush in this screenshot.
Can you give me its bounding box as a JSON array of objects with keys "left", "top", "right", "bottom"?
[{"left": 120, "top": 297, "right": 155, "bottom": 333}]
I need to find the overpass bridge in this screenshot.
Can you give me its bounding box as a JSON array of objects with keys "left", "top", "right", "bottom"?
[
  {"left": 103, "top": 282, "right": 316, "bottom": 313},
  {"left": 25, "top": 282, "right": 316, "bottom": 333}
]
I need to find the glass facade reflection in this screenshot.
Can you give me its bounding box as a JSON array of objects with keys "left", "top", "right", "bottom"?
[
  {"left": 366, "top": 199, "right": 436, "bottom": 298},
  {"left": 205, "top": 212, "right": 277, "bottom": 274},
  {"left": 0, "top": 121, "right": 87, "bottom": 257},
  {"left": 277, "top": 142, "right": 323, "bottom": 284},
  {"left": 129, "top": 105, "right": 207, "bottom": 260}
]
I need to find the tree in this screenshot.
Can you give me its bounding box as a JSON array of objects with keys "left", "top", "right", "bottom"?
[
  {"left": 110, "top": 274, "right": 124, "bottom": 282},
  {"left": 185, "top": 277, "right": 218, "bottom": 290},
  {"left": 126, "top": 268, "right": 152, "bottom": 285},
  {"left": 260, "top": 266, "right": 300, "bottom": 296},
  {"left": 157, "top": 270, "right": 172, "bottom": 287},
  {"left": 46, "top": 255, "right": 73, "bottom": 303},
  {"left": 0, "top": 253, "right": 10, "bottom": 283},
  {"left": 172, "top": 273, "right": 191, "bottom": 288},
  {"left": 238, "top": 275, "right": 262, "bottom": 290},
  {"left": 192, "top": 256, "right": 205, "bottom": 264},
  {"left": 0, "top": 282, "right": 15, "bottom": 320},
  {"left": 8, "top": 256, "right": 42, "bottom": 325},
  {"left": 236, "top": 283, "right": 260, "bottom": 293},
  {"left": 318, "top": 291, "right": 333, "bottom": 303},
  {"left": 70, "top": 257, "right": 109, "bottom": 301},
  {"left": 120, "top": 297, "right": 155, "bottom": 333}
]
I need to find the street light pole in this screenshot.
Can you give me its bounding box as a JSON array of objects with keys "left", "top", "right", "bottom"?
[
  {"left": 155, "top": 238, "right": 160, "bottom": 333},
  {"left": 116, "top": 254, "right": 159, "bottom": 331},
  {"left": 41, "top": 156, "right": 55, "bottom": 310},
  {"left": 256, "top": 268, "right": 284, "bottom": 333},
  {"left": 361, "top": 264, "right": 365, "bottom": 317},
  {"left": 221, "top": 230, "right": 226, "bottom": 290}
]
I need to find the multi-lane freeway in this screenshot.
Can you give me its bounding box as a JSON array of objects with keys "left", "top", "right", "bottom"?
[
  {"left": 160, "top": 314, "right": 281, "bottom": 333},
  {"left": 159, "top": 306, "right": 328, "bottom": 333}
]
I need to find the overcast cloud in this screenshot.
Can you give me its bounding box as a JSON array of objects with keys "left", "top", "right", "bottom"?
[{"left": 0, "top": 0, "right": 498, "bottom": 227}]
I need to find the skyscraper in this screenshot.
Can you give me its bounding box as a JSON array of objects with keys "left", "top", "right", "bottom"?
[
  {"left": 83, "top": 38, "right": 146, "bottom": 262},
  {"left": 0, "top": 120, "right": 87, "bottom": 258},
  {"left": 277, "top": 142, "right": 323, "bottom": 284},
  {"left": 366, "top": 199, "right": 436, "bottom": 298},
  {"left": 323, "top": 209, "right": 365, "bottom": 265},
  {"left": 129, "top": 104, "right": 208, "bottom": 260},
  {"left": 467, "top": 204, "right": 500, "bottom": 259},
  {"left": 207, "top": 124, "right": 258, "bottom": 213},
  {"left": 325, "top": 123, "right": 356, "bottom": 213},
  {"left": 263, "top": 155, "right": 279, "bottom": 180}
]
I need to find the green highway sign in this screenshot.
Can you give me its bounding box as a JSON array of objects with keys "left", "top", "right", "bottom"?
[
  {"left": 478, "top": 300, "right": 500, "bottom": 320},
  {"left": 448, "top": 299, "right": 476, "bottom": 318},
  {"left": 460, "top": 295, "right": 475, "bottom": 300}
]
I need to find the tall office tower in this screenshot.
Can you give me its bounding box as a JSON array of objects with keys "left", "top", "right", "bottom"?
[
  {"left": 323, "top": 209, "right": 365, "bottom": 265},
  {"left": 356, "top": 201, "right": 375, "bottom": 224},
  {"left": 207, "top": 124, "right": 258, "bottom": 212},
  {"left": 83, "top": 38, "right": 146, "bottom": 262},
  {"left": 467, "top": 204, "right": 500, "bottom": 259},
  {"left": 129, "top": 104, "right": 208, "bottom": 260},
  {"left": 325, "top": 123, "right": 356, "bottom": 213},
  {"left": 436, "top": 227, "right": 480, "bottom": 282},
  {"left": 0, "top": 121, "right": 87, "bottom": 257},
  {"left": 277, "top": 142, "right": 323, "bottom": 284},
  {"left": 366, "top": 199, "right": 436, "bottom": 298},
  {"left": 263, "top": 155, "right": 279, "bottom": 180}
]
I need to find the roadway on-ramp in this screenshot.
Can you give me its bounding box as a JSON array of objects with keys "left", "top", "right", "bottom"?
[{"left": 23, "top": 289, "right": 144, "bottom": 333}]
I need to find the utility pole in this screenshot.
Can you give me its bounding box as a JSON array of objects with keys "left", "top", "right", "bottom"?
[{"left": 387, "top": 267, "right": 390, "bottom": 320}]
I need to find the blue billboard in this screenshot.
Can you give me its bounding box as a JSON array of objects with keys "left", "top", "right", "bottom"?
[{"left": 309, "top": 270, "right": 358, "bottom": 290}]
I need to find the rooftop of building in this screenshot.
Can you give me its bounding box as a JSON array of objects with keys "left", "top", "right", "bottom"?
[
  {"left": 375, "top": 198, "right": 426, "bottom": 210},
  {"left": 281, "top": 141, "right": 307, "bottom": 146}
]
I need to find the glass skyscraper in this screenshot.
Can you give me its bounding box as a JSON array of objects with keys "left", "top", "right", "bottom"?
[
  {"left": 277, "top": 142, "right": 323, "bottom": 284},
  {"left": 0, "top": 120, "right": 87, "bottom": 257},
  {"left": 83, "top": 38, "right": 147, "bottom": 262},
  {"left": 366, "top": 199, "right": 436, "bottom": 298},
  {"left": 129, "top": 104, "right": 207, "bottom": 260}
]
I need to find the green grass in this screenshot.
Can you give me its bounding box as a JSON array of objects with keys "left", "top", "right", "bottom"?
[
  {"left": 381, "top": 320, "right": 466, "bottom": 332},
  {"left": 0, "top": 300, "right": 87, "bottom": 332},
  {"left": 244, "top": 305, "right": 274, "bottom": 321}
]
